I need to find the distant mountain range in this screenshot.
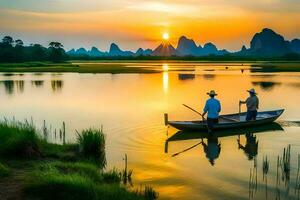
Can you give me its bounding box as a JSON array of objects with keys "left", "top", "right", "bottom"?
[{"left": 67, "top": 28, "right": 300, "bottom": 57}]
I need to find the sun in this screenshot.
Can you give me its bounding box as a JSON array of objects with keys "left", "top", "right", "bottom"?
[{"left": 162, "top": 33, "right": 169, "bottom": 40}]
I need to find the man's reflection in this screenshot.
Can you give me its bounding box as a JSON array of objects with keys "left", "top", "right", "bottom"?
[
  {"left": 201, "top": 135, "right": 221, "bottom": 166},
  {"left": 237, "top": 133, "right": 258, "bottom": 160}
]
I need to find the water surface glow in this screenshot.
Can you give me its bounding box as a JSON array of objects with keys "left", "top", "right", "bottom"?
[{"left": 1, "top": 62, "right": 300, "bottom": 200}]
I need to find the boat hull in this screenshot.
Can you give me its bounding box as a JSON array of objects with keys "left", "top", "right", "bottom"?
[{"left": 168, "top": 109, "right": 284, "bottom": 131}]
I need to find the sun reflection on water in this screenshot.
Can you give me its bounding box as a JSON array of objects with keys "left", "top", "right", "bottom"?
[{"left": 163, "top": 64, "right": 169, "bottom": 93}]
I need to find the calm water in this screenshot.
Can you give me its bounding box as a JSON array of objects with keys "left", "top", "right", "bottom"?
[{"left": 1, "top": 62, "right": 300, "bottom": 200}]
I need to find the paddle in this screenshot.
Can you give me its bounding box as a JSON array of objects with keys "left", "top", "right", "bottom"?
[
  {"left": 182, "top": 104, "right": 239, "bottom": 123},
  {"left": 182, "top": 104, "right": 209, "bottom": 132},
  {"left": 182, "top": 104, "right": 203, "bottom": 116}
]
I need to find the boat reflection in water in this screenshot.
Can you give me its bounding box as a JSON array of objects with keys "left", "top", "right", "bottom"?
[{"left": 165, "top": 122, "right": 284, "bottom": 165}]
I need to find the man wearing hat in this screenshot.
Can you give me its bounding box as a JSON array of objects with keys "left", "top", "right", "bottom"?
[
  {"left": 202, "top": 90, "right": 221, "bottom": 132},
  {"left": 240, "top": 88, "right": 259, "bottom": 121}
]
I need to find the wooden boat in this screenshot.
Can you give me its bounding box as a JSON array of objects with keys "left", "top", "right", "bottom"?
[{"left": 167, "top": 109, "right": 284, "bottom": 131}]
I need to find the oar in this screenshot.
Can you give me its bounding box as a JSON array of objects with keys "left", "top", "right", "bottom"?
[
  {"left": 183, "top": 104, "right": 238, "bottom": 122},
  {"left": 182, "top": 104, "right": 208, "bottom": 131},
  {"left": 182, "top": 104, "right": 203, "bottom": 116}
]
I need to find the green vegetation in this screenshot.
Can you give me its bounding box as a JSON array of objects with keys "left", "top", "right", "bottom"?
[
  {"left": 0, "top": 36, "right": 68, "bottom": 63},
  {"left": 0, "top": 62, "right": 158, "bottom": 73},
  {"left": 0, "top": 162, "right": 10, "bottom": 177},
  {"left": 0, "top": 119, "right": 158, "bottom": 200},
  {"left": 0, "top": 120, "right": 41, "bottom": 158},
  {"left": 251, "top": 62, "right": 300, "bottom": 72},
  {"left": 77, "top": 128, "right": 106, "bottom": 168}
]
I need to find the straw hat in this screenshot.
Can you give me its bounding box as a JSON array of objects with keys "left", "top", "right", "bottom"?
[
  {"left": 247, "top": 88, "right": 257, "bottom": 94},
  {"left": 207, "top": 90, "right": 217, "bottom": 96}
]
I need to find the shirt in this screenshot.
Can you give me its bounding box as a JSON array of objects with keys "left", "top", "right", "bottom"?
[
  {"left": 246, "top": 95, "right": 259, "bottom": 111},
  {"left": 203, "top": 98, "right": 221, "bottom": 119}
]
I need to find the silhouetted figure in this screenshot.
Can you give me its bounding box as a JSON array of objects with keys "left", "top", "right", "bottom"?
[
  {"left": 202, "top": 90, "right": 221, "bottom": 132},
  {"left": 201, "top": 135, "right": 221, "bottom": 166},
  {"left": 237, "top": 133, "right": 258, "bottom": 160},
  {"left": 240, "top": 88, "right": 259, "bottom": 121}
]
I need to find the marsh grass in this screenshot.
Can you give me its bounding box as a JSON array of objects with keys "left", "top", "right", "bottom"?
[
  {"left": 52, "top": 162, "right": 103, "bottom": 183},
  {"left": 25, "top": 163, "right": 145, "bottom": 200},
  {"left": 77, "top": 128, "right": 106, "bottom": 168},
  {"left": 0, "top": 119, "right": 158, "bottom": 200},
  {"left": 135, "top": 186, "right": 159, "bottom": 200},
  {"left": 0, "top": 162, "right": 10, "bottom": 177},
  {"left": 0, "top": 119, "right": 41, "bottom": 158},
  {"left": 25, "top": 171, "right": 98, "bottom": 200},
  {"left": 102, "top": 168, "right": 121, "bottom": 184}
]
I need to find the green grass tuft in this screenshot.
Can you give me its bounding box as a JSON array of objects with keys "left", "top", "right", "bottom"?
[
  {"left": 25, "top": 171, "right": 98, "bottom": 200},
  {"left": 102, "top": 168, "right": 121, "bottom": 184},
  {"left": 52, "top": 161, "right": 103, "bottom": 183},
  {"left": 0, "top": 162, "right": 10, "bottom": 177},
  {"left": 77, "top": 128, "right": 106, "bottom": 168},
  {"left": 0, "top": 120, "right": 41, "bottom": 158}
]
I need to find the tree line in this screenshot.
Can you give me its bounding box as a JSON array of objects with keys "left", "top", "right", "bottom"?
[
  {"left": 0, "top": 36, "right": 68, "bottom": 63},
  {"left": 1, "top": 35, "right": 299, "bottom": 63}
]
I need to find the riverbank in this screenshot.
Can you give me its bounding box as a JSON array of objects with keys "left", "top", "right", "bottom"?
[
  {"left": 0, "top": 120, "right": 158, "bottom": 200},
  {"left": 0, "top": 61, "right": 300, "bottom": 73},
  {"left": 0, "top": 62, "right": 159, "bottom": 74}
]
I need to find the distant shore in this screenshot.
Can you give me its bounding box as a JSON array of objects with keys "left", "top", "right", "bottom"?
[{"left": 0, "top": 61, "right": 300, "bottom": 73}]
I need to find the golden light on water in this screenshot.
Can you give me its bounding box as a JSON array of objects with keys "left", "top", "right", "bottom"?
[
  {"left": 162, "top": 63, "right": 169, "bottom": 71},
  {"left": 162, "top": 64, "right": 169, "bottom": 93}
]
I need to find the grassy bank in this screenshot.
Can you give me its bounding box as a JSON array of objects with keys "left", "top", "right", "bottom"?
[
  {"left": 0, "top": 120, "right": 158, "bottom": 200},
  {"left": 0, "top": 62, "right": 158, "bottom": 73}
]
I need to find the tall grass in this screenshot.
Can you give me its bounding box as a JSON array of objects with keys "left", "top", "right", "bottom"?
[
  {"left": 77, "top": 128, "right": 106, "bottom": 168},
  {"left": 25, "top": 164, "right": 145, "bottom": 200},
  {"left": 0, "top": 162, "right": 10, "bottom": 177},
  {"left": 0, "top": 119, "right": 41, "bottom": 158}
]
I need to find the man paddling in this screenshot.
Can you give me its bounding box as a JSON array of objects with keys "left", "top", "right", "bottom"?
[
  {"left": 202, "top": 90, "right": 221, "bottom": 132},
  {"left": 240, "top": 88, "right": 259, "bottom": 121}
]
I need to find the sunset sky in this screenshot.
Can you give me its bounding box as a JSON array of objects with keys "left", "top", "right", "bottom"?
[{"left": 0, "top": 0, "right": 300, "bottom": 51}]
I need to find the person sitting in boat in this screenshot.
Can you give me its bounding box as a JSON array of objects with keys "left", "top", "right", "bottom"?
[
  {"left": 239, "top": 88, "right": 259, "bottom": 121},
  {"left": 201, "top": 136, "right": 221, "bottom": 166},
  {"left": 202, "top": 90, "right": 221, "bottom": 131}
]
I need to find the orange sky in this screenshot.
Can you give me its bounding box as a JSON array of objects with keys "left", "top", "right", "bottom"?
[{"left": 0, "top": 0, "right": 300, "bottom": 51}]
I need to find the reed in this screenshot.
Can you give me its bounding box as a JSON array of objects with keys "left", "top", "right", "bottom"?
[{"left": 77, "top": 128, "right": 106, "bottom": 169}]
